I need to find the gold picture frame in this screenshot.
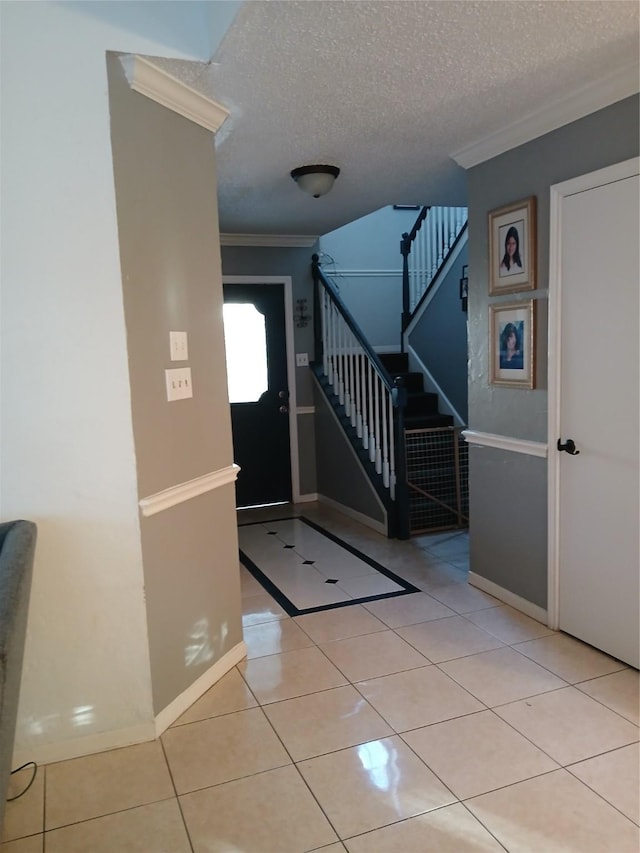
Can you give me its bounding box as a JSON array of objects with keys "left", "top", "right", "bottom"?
[
  {"left": 488, "top": 196, "right": 536, "bottom": 295},
  {"left": 490, "top": 299, "right": 536, "bottom": 389}
]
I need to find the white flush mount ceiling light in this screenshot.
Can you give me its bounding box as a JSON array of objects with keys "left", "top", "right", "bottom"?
[{"left": 290, "top": 164, "right": 340, "bottom": 198}]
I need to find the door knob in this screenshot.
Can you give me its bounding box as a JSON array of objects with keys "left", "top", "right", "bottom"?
[
  {"left": 557, "top": 438, "right": 580, "bottom": 455},
  {"left": 279, "top": 405, "right": 289, "bottom": 414}
]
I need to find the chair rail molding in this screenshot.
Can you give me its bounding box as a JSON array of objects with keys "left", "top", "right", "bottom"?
[
  {"left": 139, "top": 465, "right": 240, "bottom": 517},
  {"left": 220, "top": 234, "right": 318, "bottom": 247},
  {"left": 463, "top": 430, "right": 547, "bottom": 458}
]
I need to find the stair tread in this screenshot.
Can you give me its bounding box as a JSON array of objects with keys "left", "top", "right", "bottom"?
[{"left": 404, "top": 413, "right": 454, "bottom": 428}]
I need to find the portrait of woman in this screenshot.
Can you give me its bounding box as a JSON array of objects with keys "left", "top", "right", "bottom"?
[
  {"left": 499, "top": 321, "right": 524, "bottom": 370},
  {"left": 499, "top": 225, "right": 523, "bottom": 276},
  {"left": 488, "top": 197, "right": 536, "bottom": 295}
]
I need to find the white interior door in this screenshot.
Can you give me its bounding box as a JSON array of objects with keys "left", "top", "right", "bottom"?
[{"left": 551, "top": 160, "right": 639, "bottom": 668}]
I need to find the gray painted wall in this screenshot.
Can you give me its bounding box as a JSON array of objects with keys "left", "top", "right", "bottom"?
[
  {"left": 409, "top": 238, "right": 469, "bottom": 422},
  {"left": 220, "top": 245, "right": 319, "bottom": 496},
  {"left": 108, "top": 55, "right": 243, "bottom": 714},
  {"left": 319, "top": 207, "right": 418, "bottom": 350},
  {"left": 468, "top": 94, "right": 639, "bottom": 609},
  {"left": 312, "top": 380, "right": 386, "bottom": 526}
]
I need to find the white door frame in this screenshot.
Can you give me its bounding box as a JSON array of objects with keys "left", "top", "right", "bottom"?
[
  {"left": 222, "top": 275, "right": 301, "bottom": 503},
  {"left": 547, "top": 156, "right": 640, "bottom": 629}
]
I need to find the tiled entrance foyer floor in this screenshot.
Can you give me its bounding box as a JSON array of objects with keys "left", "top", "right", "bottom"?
[{"left": 3, "top": 503, "right": 639, "bottom": 852}]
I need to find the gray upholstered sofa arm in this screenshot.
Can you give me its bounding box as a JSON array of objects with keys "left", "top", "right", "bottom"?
[{"left": 0, "top": 520, "right": 36, "bottom": 835}]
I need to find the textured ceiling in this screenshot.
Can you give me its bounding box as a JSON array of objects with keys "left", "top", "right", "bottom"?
[{"left": 150, "top": 0, "right": 639, "bottom": 237}]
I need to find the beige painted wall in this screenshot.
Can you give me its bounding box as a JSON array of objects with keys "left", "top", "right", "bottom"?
[{"left": 107, "top": 54, "right": 242, "bottom": 714}]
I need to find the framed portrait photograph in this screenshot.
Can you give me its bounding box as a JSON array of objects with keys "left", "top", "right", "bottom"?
[
  {"left": 490, "top": 300, "right": 536, "bottom": 389},
  {"left": 459, "top": 264, "right": 468, "bottom": 313},
  {"left": 488, "top": 196, "right": 536, "bottom": 295}
]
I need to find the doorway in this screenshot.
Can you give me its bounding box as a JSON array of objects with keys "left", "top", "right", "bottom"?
[
  {"left": 222, "top": 276, "right": 298, "bottom": 508},
  {"left": 548, "top": 157, "right": 639, "bottom": 668}
]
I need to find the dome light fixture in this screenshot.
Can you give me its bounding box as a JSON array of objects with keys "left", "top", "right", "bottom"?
[{"left": 290, "top": 164, "right": 340, "bottom": 198}]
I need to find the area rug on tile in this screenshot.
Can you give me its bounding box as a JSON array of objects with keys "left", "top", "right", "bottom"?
[{"left": 238, "top": 516, "right": 419, "bottom": 616}]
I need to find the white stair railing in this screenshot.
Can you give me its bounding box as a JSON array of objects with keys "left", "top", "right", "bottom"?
[
  {"left": 319, "top": 284, "right": 398, "bottom": 501},
  {"left": 407, "top": 206, "right": 467, "bottom": 313}
]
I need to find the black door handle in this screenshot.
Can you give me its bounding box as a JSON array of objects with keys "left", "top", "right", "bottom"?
[{"left": 557, "top": 438, "right": 580, "bottom": 455}]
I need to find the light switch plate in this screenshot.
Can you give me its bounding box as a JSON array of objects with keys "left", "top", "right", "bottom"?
[
  {"left": 165, "top": 367, "right": 193, "bottom": 401},
  {"left": 169, "top": 331, "right": 188, "bottom": 361},
  {"left": 296, "top": 352, "right": 309, "bottom": 367}
]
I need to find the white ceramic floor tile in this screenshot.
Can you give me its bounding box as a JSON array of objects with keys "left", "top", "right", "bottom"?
[
  {"left": 464, "top": 604, "right": 556, "bottom": 645},
  {"left": 466, "top": 769, "right": 640, "bottom": 853},
  {"left": 513, "top": 632, "right": 628, "bottom": 683},
  {"left": 239, "top": 566, "right": 264, "bottom": 597},
  {"left": 161, "top": 707, "right": 290, "bottom": 793},
  {"left": 576, "top": 668, "right": 640, "bottom": 724},
  {"left": 274, "top": 570, "right": 357, "bottom": 610},
  {"left": 344, "top": 802, "right": 505, "bottom": 852},
  {"left": 319, "top": 630, "right": 430, "bottom": 682},
  {"left": 313, "top": 555, "right": 380, "bottom": 581},
  {"left": 420, "top": 533, "right": 469, "bottom": 559},
  {"left": 240, "top": 517, "right": 410, "bottom": 610},
  {"left": 172, "top": 666, "right": 257, "bottom": 726},
  {"left": 263, "top": 684, "right": 393, "bottom": 761},
  {"left": 336, "top": 574, "right": 405, "bottom": 598},
  {"left": 439, "top": 646, "right": 567, "bottom": 706},
  {"left": 239, "top": 645, "right": 348, "bottom": 704},
  {"left": 298, "top": 736, "right": 455, "bottom": 839},
  {"left": 2, "top": 762, "right": 44, "bottom": 842},
  {"left": 45, "top": 741, "right": 174, "bottom": 830},
  {"left": 423, "top": 582, "right": 501, "bottom": 614},
  {"left": 1, "top": 836, "right": 43, "bottom": 853},
  {"left": 180, "top": 765, "right": 338, "bottom": 853},
  {"left": 243, "top": 617, "right": 315, "bottom": 659},
  {"left": 402, "top": 709, "right": 558, "bottom": 799},
  {"left": 241, "top": 592, "right": 288, "bottom": 627},
  {"left": 495, "top": 686, "right": 639, "bottom": 765},
  {"left": 569, "top": 743, "right": 640, "bottom": 825},
  {"left": 357, "top": 665, "right": 484, "bottom": 732},
  {"left": 362, "top": 592, "right": 455, "bottom": 627},
  {"left": 567, "top": 743, "right": 640, "bottom": 824},
  {"left": 294, "top": 606, "right": 387, "bottom": 643},
  {"left": 44, "top": 799, "right": 191, "bottom": 853},
  {"left": 397, "top": 615, "right": 504, "bottom": 663}
]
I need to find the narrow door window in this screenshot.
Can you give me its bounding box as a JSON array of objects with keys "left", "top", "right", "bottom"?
[{"left": 222, "top": 303, "right": 268, "bottom": 403}]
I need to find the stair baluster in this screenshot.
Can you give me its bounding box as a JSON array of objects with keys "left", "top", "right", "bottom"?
[{"left": 312, "top": 254, "right": 410, "bottom": 538}]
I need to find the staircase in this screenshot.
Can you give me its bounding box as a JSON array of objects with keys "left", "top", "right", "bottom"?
[
  {"left": 378, "top": 352, "right": 453, "bottom": 431},
  {"left": 378, "top": 352, "right": 467, "bottom": 533},
  {"left": 312, "top": 245, "right": 469, "bottom": 539}
]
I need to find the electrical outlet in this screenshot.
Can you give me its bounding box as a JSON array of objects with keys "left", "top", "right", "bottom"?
[
  {"left": 169, "top": 331, "right": 189, "bottom": 361},
  {"left": 296, "top": 352, "right": 309, "bottom": 367},
  {"left": 165, "top": 367, "right": 193, "bottom": 401}
]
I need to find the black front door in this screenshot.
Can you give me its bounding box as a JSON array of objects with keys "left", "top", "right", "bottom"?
[{"left": 223, "top": 282, "right": 292, "bottom": 507}]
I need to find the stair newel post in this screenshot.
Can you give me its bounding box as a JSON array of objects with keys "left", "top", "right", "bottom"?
[
  {"left": 392, "top": 377, "right": 411, "bottom": 540},
  {"left": 311, "top": 253, "right": 323, "bottom": 366},
  {"left": 400, "top": 232, "right": 411, "bottom": 351}
]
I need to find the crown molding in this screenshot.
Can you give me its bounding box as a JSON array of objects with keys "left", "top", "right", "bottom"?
[
  {"left": 220, "top": 234, "right": 319, "bottom": 247},
  {"left": 452, "top": 61, "right": 640, "bottom": 169},
  {"left": 121, "top": 55, "right": 229, "bottom": 134}
]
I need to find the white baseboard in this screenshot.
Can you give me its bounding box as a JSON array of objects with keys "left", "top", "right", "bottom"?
[
  {"left": 295, "top": 493, "right": 319, "bottom": 504},
  {"left": 154, "top": 641, "right": 247, "bottom": 736},
  {"left": 13, "top": 641, "right": 248, "bottom": 767},
  {"left": 468, "top": 572, "right": 548, "bottom": 625},
  {"left": 13, "top": 721, "right": 157, "bottom": 769},
  {"left": 317, "top": 494, "right": 387, "bottom": 536}
]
